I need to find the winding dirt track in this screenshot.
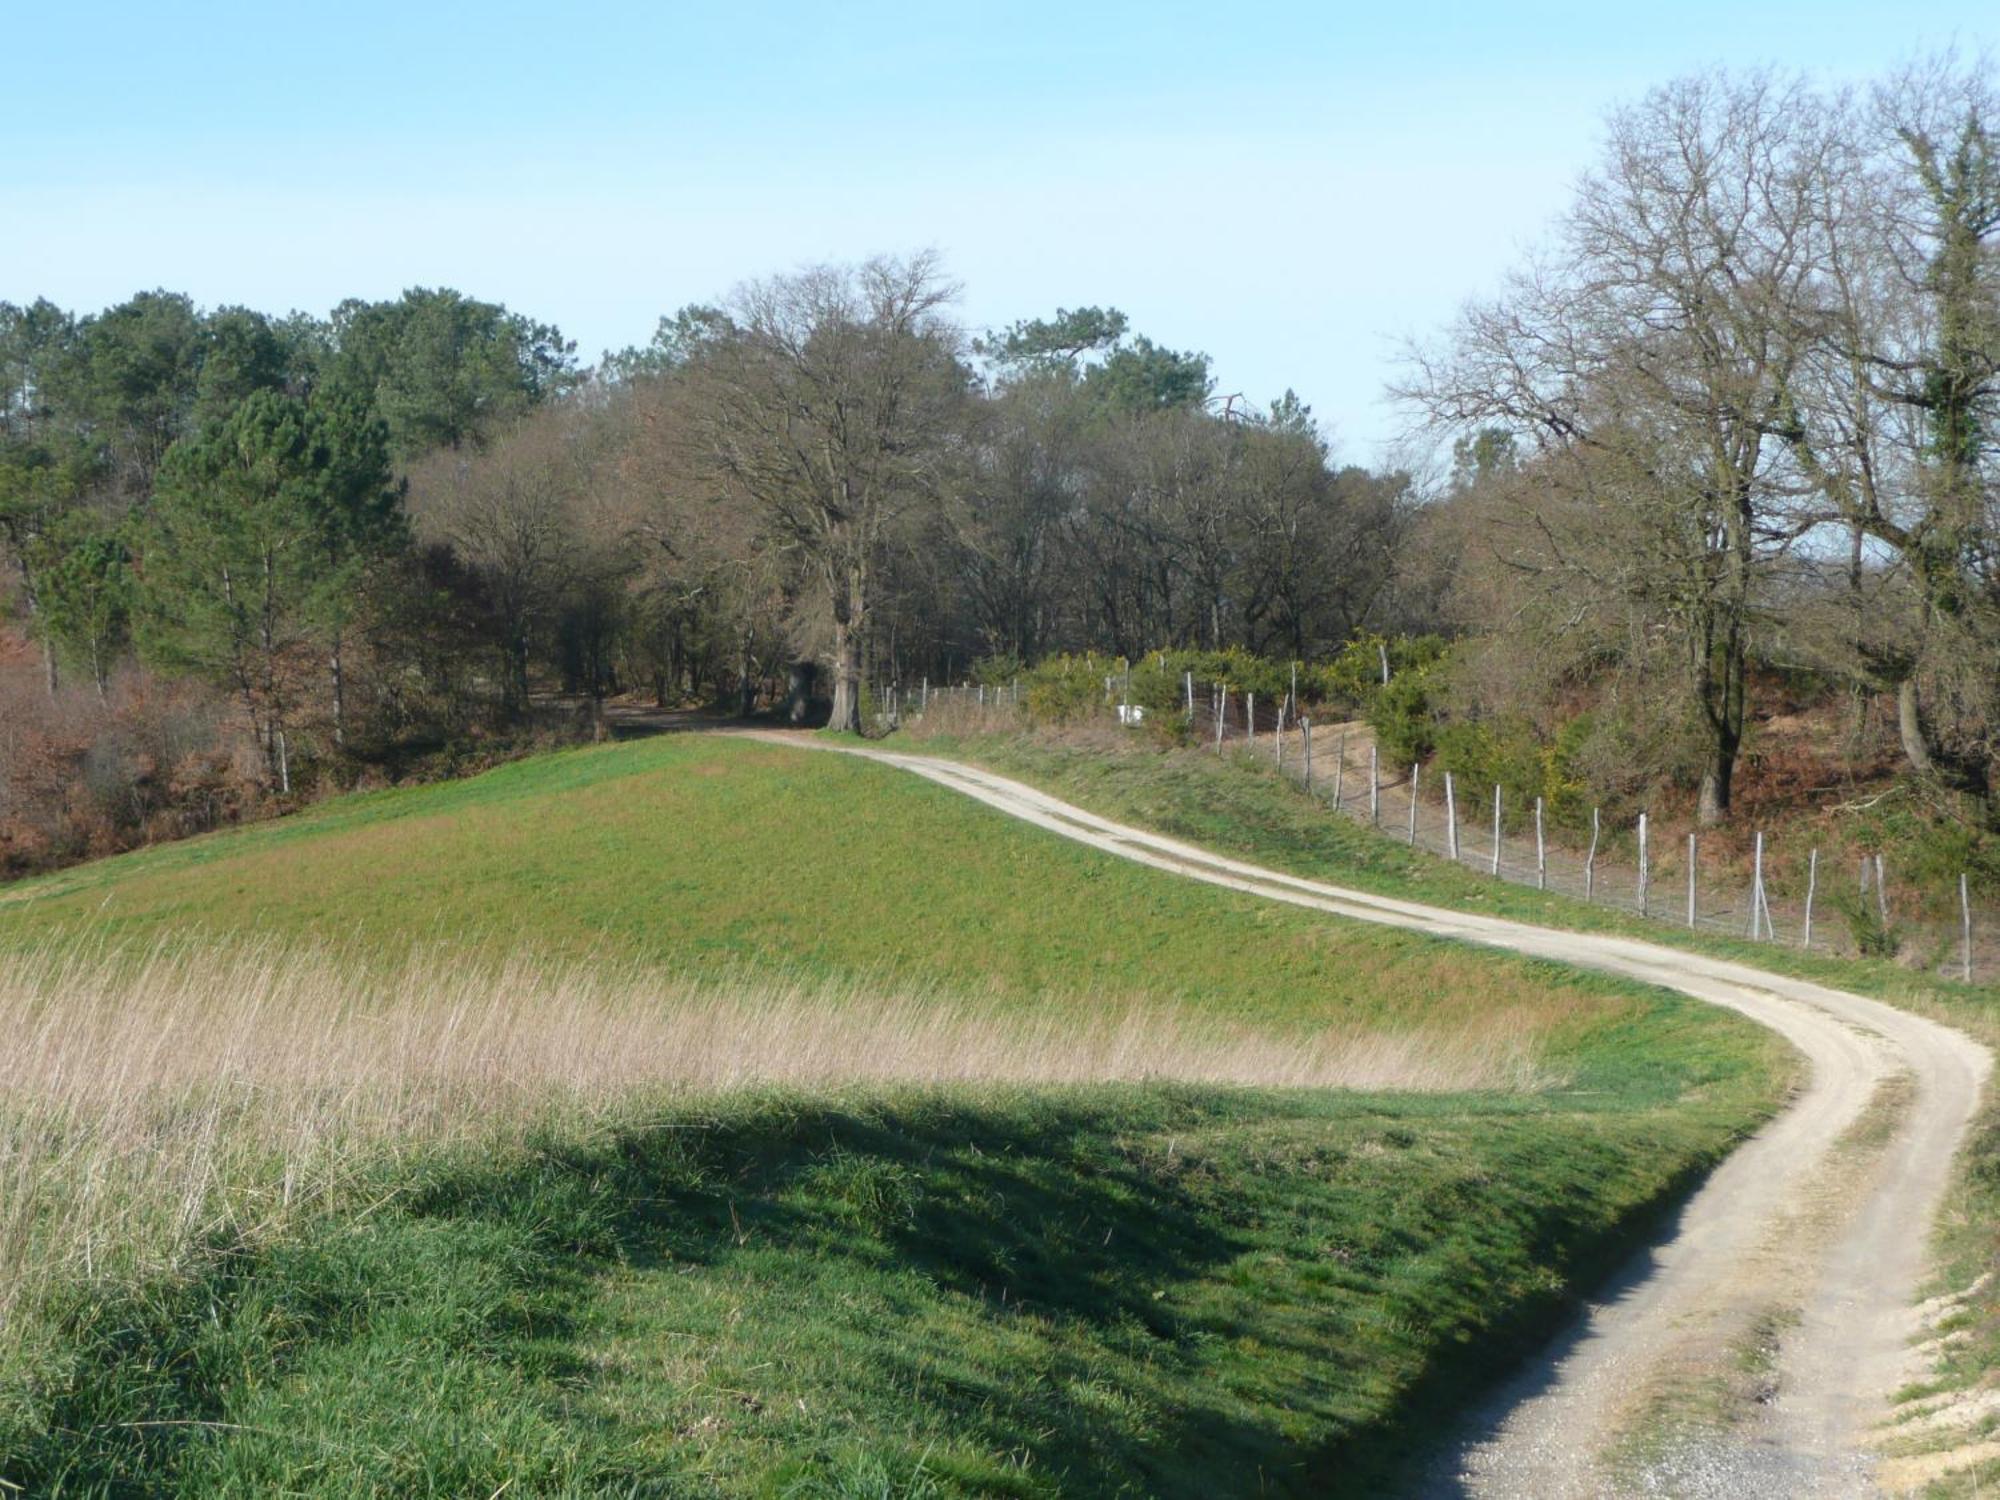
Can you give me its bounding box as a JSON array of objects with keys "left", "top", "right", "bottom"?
[{"left": 768, "top": 737, "right": 1991, "bottom": 1496}]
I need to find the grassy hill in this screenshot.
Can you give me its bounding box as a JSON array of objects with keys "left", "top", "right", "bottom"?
[{"left": 0, "top": 733, "right": 1785, "bottom": 1495}]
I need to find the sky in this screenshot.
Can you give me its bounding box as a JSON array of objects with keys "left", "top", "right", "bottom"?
[{"left": 5, "top": 3, "right": 1993, "bottom": 464}]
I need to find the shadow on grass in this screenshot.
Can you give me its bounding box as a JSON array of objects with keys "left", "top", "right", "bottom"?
[{"left": 5, "top": 1087, "right": 1735, "bottom": 1498}]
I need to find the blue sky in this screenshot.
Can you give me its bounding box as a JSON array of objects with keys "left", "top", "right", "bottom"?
[{"left": 6, "top": 3, "right": 1993, "bottom": 460}]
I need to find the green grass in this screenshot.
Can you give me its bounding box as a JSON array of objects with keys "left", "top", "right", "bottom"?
[
  {"left": 14, "top": 1083, "right": 1773, "bottom": 1497},
  {"left": 0, "top": 732, "right": 1789, "bottom": 1495},
  {"left": 0, "top": 733, "right": 1728, "bottom": 1049}
]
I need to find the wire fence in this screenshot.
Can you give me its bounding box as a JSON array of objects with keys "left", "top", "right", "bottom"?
[{"left": 882, "top": 671, "right": 1990, "bottom": 985}]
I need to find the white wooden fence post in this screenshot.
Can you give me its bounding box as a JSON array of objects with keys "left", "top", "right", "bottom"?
[
  {"left": 1215, "top": 685, "right": 1226, "bottom": 751},
  {"left": 1687, "top": 833, "right": 1697, "bottom": 928},
  {"left": 1535, "top": 797, "right": 1546, "bottom": 890},
  {"left": 1637, "top": 813, "right": 1649, "bottom": 916},
  {"left": 1246, "top": 692, "right": 1255, "bottom": 751},
  {"left": 1491, "top": 784, "right": 1502, "bottom": 876},
  {"left": 1585, "top": 808, "right": 1600, "bottom": 903},
  {"left": 1875, "top": 853, "right": 1889, "bottom": 927},
  {"left": 1369, "top": 746, "right": 1380, "bottom": 824},
  {"left": 1749, "top": 832, "right": 1766, "bottom": 940},
  {"left": 1802, "top": 849, "right": 1818, "bottom": 950},
  {"left": 1303, "top": 717, "right": 1313, "bottom": 792},
  {"left": 1184, "top": 671, "right": 1194, "bottom": 722},
  {"left": 1408, "top": 764, "right": 1420, "bottom": 845},
  {"left": 1445, "top": 772, "right": 1459, "bottom": 861},
  {"left": 1962, "top": 872, "right": 1973, "bottom": 983}
]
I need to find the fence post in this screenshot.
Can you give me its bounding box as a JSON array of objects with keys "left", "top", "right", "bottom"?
[
  {"left": 1215, "top": 685, "right": 1226, "bottom": 751},
  {"left": 1370, "top": 746, "right": 1380, "bottom": 824},
  {"left": 1490, "top": 784, "right": 1502, "bottom": 876},
  {"left": 1275, "top": 704, "right": 1284, "bottom": 768},
  {"left": 1875, "top": 853, "right": 1889, "bottom": 927},
  {"left": 1585, "top": 808, "right": 1600, "bottom": 903},
  {"left": 1808, "top": 848, "right": 1824, "bottom": 952},
  {"left": 1749, "top": 832, "right": 1766, "bottom": 940},
  {"left": 921, "top": 677, "right": 929, "bottom": 713},
  {"left": 1333, "top": 727, "right": 1347, "bottom": 807},
  {"left": 1535, "top": 797, "right": 1547, "bottom": 890},
  {"left": 1962, "top": 872, "right": 1973, "bottom": 983},
  {"left": 1445, "top": 772, "right": 1459, "bottom": 861},
  {"left": 1409, "top": 764, "right": 1420, "bottom": 844},
  {"left": 1246, "top": 692, "right": 1255, "bottom": 751},
  {"left": 1378, "top": 640, "right": 1390, "bottom": 686},
  {"left": 1687, "top": 833, "right": 1697, "bottom": 928},
  {"left": 1303, "top": 717, "right": 1314, "bottom": 792},
  {"left": 1637, "top": 812, "right": 1649, "bottom": 916},
  {"left": 1185, "top": 671, "right": 1194, "bottom": 722}
]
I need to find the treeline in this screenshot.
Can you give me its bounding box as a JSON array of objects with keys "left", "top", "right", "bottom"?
[
  {"left": 1399, "top": 59, "right": 2000, "bottom": 832},
  {"left": 11, "top": 54, "right": 1992, "bottom": 879},
  {"left": 0, "top": 269, "right": 1414, "bottom": 871}
]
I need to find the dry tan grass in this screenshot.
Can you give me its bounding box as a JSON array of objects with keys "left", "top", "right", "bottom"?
[{"left": 0, "top": 940, "right": 1560, "bottom": 1354}]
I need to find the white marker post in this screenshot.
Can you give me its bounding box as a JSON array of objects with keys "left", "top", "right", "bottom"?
[
  {"left": 1686, "top": 833, "right": 1697, "bottom": 928},
  {"left": 1333, "top": 728, "right": 1347, "bottom": 807},
  {"left": 1802, "top": 848, "right": 1818, "bottom": 951},
  {"left": 1445, "top": 772, "right": 1459, "bottom": 862},
  {"left": 1491, "top": 784, "right": 1502, "bottom": 876},
  {"left": 1215, "top": 686, "right": 1226, "bottom": 752},
  {"left": 1409, "top": 764, "right": 1420, "bottom": 845},
  {"left": 1749, "top": 832, "right": 1766, "bottom": 940},
  {"left": 1585, "top": 808, "right": 1600, "bottom": 904},
  {"left": 1303, "top": 717, "right": 1313, "bottom": 792},
  {"left": 1369, "top": 746, "right": 1380, "bottom": 824},
  {"left": 1637, "top": 813, "right": 1649, "bottom": 916},
  {"left": 1962, "top": 872, "right": 1973, "bottom": 983},
  {"left": 1535, "top": 797, "right": 1547, "bottom": 890}
]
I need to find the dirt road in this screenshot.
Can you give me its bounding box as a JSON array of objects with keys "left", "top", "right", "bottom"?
[{"left": 772, "top": 739, "right": 1990, "bottom": 1496}]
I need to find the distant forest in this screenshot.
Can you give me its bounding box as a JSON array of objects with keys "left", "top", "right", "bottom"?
[{"left": 3, "top": 55, "right": 1998, "bottom": 874}]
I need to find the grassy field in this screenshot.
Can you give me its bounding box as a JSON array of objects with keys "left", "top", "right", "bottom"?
[{"left": 0, "top": 733, "right": 1786, "bottom": 1495}]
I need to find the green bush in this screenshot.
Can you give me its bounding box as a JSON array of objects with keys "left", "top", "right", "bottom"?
[{"left": 1426, "top": 714, "right": 1594, "bottom": 832}]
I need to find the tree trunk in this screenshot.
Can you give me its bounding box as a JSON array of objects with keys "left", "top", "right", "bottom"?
[
  {"left": 12, "top": 557, "right": 55, "bottom": 698},
  {"left": 828, "top": 616, "right": 863, "bottom": 734},
  {"left": 1698, "top": 749, "right": 1734, "bottom": 827},
  {"left": 1897, "top": 675, "right": 1936, "bottom": 776}
]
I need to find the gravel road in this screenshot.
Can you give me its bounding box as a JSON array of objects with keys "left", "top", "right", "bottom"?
[{"left": 778, "top": 740, "right": 1991, "bottom": 1497}]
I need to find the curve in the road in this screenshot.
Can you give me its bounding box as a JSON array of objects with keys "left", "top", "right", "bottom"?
[{"left": 770, "top": 738, "right": 1990, "bottom": 1497}]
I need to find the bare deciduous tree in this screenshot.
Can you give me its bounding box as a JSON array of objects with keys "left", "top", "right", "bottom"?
[{"left": 686, "top": 254, "right": 967, "bottom": 732}]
